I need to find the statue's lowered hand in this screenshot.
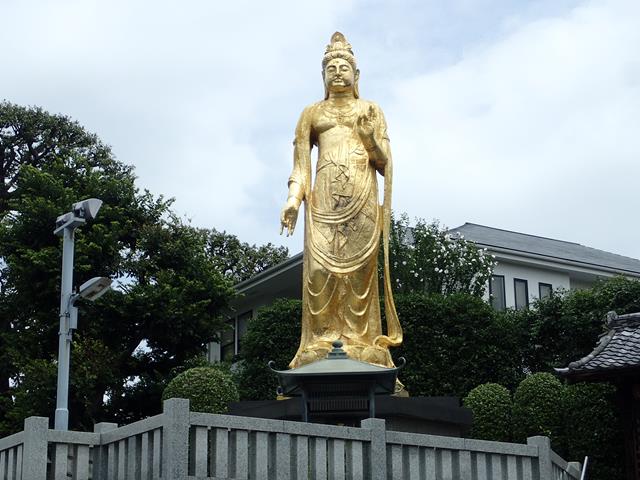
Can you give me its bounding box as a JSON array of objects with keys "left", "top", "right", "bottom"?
[{"left": 280, "top": 200, "right": 300, "bottom": 237}]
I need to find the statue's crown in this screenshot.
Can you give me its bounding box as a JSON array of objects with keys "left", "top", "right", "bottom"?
[{"left": 323, "top": 32, "right": 356, "bottom": 69}]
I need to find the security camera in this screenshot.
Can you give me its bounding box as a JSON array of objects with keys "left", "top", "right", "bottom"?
[
  {"left": 72, "top": 198, "right": 103, "bottom": 221},
  {"left": 77, "top": 276, "right": 112, "bottom": 302}
]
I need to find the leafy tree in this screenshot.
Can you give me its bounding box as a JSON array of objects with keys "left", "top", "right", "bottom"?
[
  {"left": 388, "top": 214, "right": 495, "bottom": 296},
  {"left": 0, "top": 102, "right": 112, "bottom": 215},
  {"left": 0, "top": 102, "right": 286, "bottom": 433},
  {"left": 204, "top": 229, "right": 288, "bottom": 284}
]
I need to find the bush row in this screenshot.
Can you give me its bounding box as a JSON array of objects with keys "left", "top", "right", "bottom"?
[{"left": 463, "top": 374, "right": 623, "bottom": 480}]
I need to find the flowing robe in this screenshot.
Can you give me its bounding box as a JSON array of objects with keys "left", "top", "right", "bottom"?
[{"left": 288, "top": 99, "right": 402, "bottom": 369}]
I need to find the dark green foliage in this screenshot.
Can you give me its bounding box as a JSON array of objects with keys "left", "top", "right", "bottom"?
[
  {"left": 564, "top": 382, "right": 623, "bottom": 480},
  {"left": 512, "top": 373, "right": 565, "bottom": 451},
  {"left": 204, "top": 229, "right": 289, "bottom": 284},
  {"left": 393, "top": 293, "right": 524, "bottom": 397},
  {"left": 0, "top": 102, "right": 286, "bottom": 433},
  {"left": 509, "top": 276, "right": 640, "bottom": 373},
  {"left": 463, "top": 383, "right": 512, "bottom": 442},
  {"left": 162, "top": 366, "right": 239, "bottom": 414},
  {"left": 234, "top": 299, "right": 301, "bottom": 400},
  {"left": 236, "top": 294, "right": 523, "bottom": 401},
  {"left": 470, "top": 377, "right": 623, "bottom": 480},
  {"left": 3, "top": 359, "right": 57, "bottom": 429}
]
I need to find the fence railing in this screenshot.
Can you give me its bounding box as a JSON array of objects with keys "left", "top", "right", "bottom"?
[{"left": 0, "top": 398, "right": 582, "bottom": 479}]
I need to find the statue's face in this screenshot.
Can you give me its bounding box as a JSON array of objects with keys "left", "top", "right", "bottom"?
[{"left": 324, "top": 57, "right": 356, "bottom": 94}]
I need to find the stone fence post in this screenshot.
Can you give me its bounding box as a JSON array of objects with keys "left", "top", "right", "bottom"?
[
  {"left": 93, "top": 421, "right": 118, "bottom": 480},
  {"left": 21, "top": 416, "right": 49, "bottom": 480},
  {"left": 527, "top": 436, "right": 552, "bottom": 479},
  {"left": 162, "top": 398, "right": 190, "bottom": 480},
  {"left": 361, "top": 418, "right": 387, "bottom": 480}
]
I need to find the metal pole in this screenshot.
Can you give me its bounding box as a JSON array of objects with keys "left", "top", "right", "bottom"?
[
  {"left": 580, "top": 456, "right": 589, "bottom": 480},
  {"left": 368, "top": 388, "right": 376, "bottom": 418},
  {"left": 54, "top": 226, "right": 75, "bottom": 430}
]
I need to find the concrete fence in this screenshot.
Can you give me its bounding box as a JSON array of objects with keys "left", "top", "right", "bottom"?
[{"left": 0, "top": 398, "right": 581, "bottom": 479}]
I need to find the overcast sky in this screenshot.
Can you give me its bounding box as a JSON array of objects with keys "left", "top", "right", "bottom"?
[{"left": 2, "top": 0, "right": 639, "bottom": 260}]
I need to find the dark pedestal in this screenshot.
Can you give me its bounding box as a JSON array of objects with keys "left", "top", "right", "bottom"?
[{"left": 229, "top": 396, "right": 472, "bottom": 437}]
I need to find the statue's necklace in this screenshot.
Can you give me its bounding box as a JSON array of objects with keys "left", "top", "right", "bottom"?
[{"left": 325, "top": 101, "right": 357, "bottom": 125}]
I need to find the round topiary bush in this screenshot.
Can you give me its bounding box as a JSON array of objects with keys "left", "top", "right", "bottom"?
[
  {"left": 463, "top": 383, "right": 512, "bottom": 442},
  {"left": 512, "top": 373, "right": 565, "bottom": 450},
  {"left": 161, "top": 366, "right": 239, "bottom": 414}
]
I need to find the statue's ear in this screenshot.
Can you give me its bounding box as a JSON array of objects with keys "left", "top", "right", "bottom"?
[{"left": 355, "top": 69, "right": 360, "bottom": 81}]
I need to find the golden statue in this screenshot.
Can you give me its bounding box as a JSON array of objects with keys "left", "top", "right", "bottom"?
[{"left": 280, "top": 32, "right": 402, "bottom": 369}]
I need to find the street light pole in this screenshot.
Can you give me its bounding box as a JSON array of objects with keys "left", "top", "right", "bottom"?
[
  {"left": 54, "top": 222, "right": 80, "bottom": 430},
  {"left": 53, "top": 198, "right": 110, "bottom": 431}
]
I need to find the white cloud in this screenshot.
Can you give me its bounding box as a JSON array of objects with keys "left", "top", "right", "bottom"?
[
  {"left": 1, "top": 0, "right": 355, "bottom": 247},
  {"left": 2, "top": 0, "right": 638, "bottom": 259},
  {"left": 387, "top": 0, "right": 640, "bottom": 258}
]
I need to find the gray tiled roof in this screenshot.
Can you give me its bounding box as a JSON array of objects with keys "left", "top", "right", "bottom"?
[
  {"left": 451, "top": 223, "right": 640, "bottom": 275},
  {"left": 556, "top": 312, "right": 640, "bottom": 379}
]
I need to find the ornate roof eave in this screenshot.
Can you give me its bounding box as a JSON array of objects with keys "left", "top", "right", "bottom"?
[{"left": 557, "top": 311, "right": 640, "bottom": 382}]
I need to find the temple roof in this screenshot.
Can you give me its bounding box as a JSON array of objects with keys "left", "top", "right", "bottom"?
[{"left": 556, "top": 311, "right": 640, "bottom": 381}]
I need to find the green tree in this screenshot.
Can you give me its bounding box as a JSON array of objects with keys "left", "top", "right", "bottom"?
[
  {"left": 388, "top": 214, "right": 495, "bottom": 296},
  {"left": 0, "top": 102, "right": 286, "bottom": 433},
  {"left": 204, "top": 229, "right": 288, "bottom": 284}
]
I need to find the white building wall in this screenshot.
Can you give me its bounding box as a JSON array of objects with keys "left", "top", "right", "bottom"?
[{"left": 486, "top": 261, "right": 571, "bottom": 308}]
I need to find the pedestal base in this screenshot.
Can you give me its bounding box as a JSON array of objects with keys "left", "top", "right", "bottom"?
[{"left": 229, "top": 396, "right": 472, "bottom": 437}]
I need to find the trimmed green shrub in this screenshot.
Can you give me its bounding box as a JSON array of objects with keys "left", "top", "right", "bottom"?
[
  {"left": 512, "top": 373, "right": 565, "bottom": 452},
  {"left": 463, "top": 383, "right": 512, "bottom": 442},
  {"left": 393, "top": 293, "right": 524, "bottom": 397},
  {"left": 564, "top": 382, "right": 623, "bottom": 480},
  {"left": 162, "top": 366, "right": 239, "bottom": 413},
  {"left": 235, "top": 299, "right": 302, "bottom": 400}
]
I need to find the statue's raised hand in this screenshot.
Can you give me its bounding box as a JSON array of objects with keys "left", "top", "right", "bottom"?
[{"left": 356, "top": 105, "right": 377, "bottom": 148}]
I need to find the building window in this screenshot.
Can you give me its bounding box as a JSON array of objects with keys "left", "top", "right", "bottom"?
[
  {"left": 514, "top": 278, "right": 529, "bottom": 311},
  {"left": 214, "top": 310, "right": 253, "bottom": 362},
  {"left": 539, "top": 283, "right": 552, "bottom": 299},
  {"left": 220, "top": 320, "right": 235, "bottom": 362},
  {"left": 489, "top": 275, "right": 506, "bottom": 311},
  {"left": 236, "top": 311, "right": 251, "bottom": 354}
]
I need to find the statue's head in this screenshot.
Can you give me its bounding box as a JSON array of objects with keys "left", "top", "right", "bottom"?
[{"left": 322, "top": 32, "right": 360, "bottom": 99}]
